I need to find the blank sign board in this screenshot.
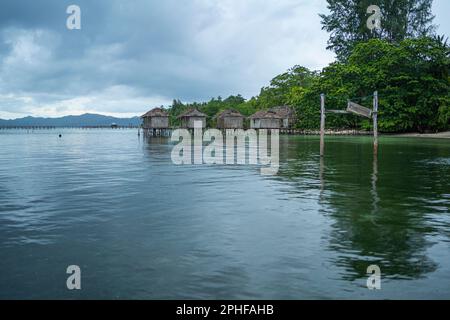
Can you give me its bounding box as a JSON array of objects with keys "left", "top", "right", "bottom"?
[{"left": 347, "top": 102, "right": 372, "bottom": 118}]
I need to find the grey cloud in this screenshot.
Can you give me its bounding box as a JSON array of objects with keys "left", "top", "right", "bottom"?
[
  {"left": 1, "top": 0, "right": 233, "bottom": 104},
  {"left": 5, "top": 0, "right": 446, "bottom": 118}
]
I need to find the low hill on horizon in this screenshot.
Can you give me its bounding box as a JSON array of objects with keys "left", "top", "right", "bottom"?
[{"left": 0, "top": 113, "right": 142, "bottom": 127}]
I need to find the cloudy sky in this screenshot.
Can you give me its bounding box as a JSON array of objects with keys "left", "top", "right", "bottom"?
[{"left": 0, "top": 0, "right": 448, "bottom": 119}]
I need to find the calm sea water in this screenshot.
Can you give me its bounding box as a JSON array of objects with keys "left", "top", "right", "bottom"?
[{"left": 0, "top": 129, "right": 449, "bottom": 299}]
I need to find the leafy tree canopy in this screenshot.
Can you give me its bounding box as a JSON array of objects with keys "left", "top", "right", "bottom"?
[
  {"left": 320, "top": 0, "right": 436, "bottom": 60},
  {"left": 292, "top": 37, "right": 449, "bottom": 132},
  {"left": 163, "top": 36, "right": 448, "bottom": 133}
]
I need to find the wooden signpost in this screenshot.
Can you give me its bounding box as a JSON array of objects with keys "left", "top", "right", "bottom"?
[
  {"left": 320, "top": 91, "right": 379, "bottom": 157},
  {"left": 373, "top": 91, "right": 379, "bottom": 155},
  {"left": 347, "top": 101, "right": 372, "bottom": 118}
]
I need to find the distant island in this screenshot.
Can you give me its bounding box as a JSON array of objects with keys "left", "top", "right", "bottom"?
[{"left": 0, "top": 113, "right": 141, "bottom": 127}]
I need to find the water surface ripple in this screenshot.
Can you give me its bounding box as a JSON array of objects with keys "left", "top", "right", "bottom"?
[{"left": 0, "top": 129, "right": 449, "bottom": 299}]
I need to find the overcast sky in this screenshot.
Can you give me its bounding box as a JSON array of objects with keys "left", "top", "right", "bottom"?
[{"left": 0, "top": 0, "right": 448, "bottom": 119}]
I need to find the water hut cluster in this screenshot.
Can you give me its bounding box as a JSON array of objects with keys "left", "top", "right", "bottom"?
[{"left": 141, "top": 106, "right": 296, "bottom": 136}]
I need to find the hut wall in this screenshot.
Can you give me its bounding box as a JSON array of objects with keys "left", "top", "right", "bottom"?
[
  {"left": 218, "top": 117, "right": 243, "bottom": 129},
  {"left": 217, "top": 118, "right": 225, "bottom": 129},
  {"left": 182, "top": 117, "right": 206, "bottom": 128},
  {"left": 282, "top": 117, "right": 296, "bottom": 128},
  {"left": 150, "top": 117, "right": 169, "bottom": 129},
  {"left": 226, "top": 117, "right": 243, "bottom": 129},
  {"left": 261, "top": 119, "right": 280, "bottom": 129},
  {"left": 143, "top": 117, "right": 151, "bottom": 129},
  {"left": 250, "top": 119, "right": 260, "bottom": 129},
  {"left": 251, "top": 118, "right": 280, "bottom": 129}
]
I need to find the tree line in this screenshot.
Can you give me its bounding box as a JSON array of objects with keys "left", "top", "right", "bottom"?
[{"left": 164, "top": 0, "right": 448, "bottom": 133}]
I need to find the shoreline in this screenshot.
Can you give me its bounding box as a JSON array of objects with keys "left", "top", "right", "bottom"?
[
  {"left": 385, "top": 131, "right": 450, "bottom": 139},
  {"left": 1, "top": 126, "right": 449, "bottom": 139},
  {"left": 282, "top": 129, "right": 450, "bottom": 139}
]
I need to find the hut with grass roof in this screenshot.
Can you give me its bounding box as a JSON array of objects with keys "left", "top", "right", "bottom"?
[
  {"left": 269, "top": 106, "right": 296, "bottom": 129},
  {"left": 141, "top": 107, "right": 169, "bottom": 129},
  {"left": 177, "top": 108, "right": 207, "bottom": 129},
  {"left": 215, "top": 109, "right": 245, "bottom": 129},
  {"left": 249, "top": 110, "right": 282, "bottom": 129}
]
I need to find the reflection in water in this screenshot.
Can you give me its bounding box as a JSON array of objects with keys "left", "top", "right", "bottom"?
[
  {"left": 370, "top": 154, "right": 380, "bottom": 226},
  {"left": 277, "top": 136, "right": 448, "bottom": 282},
  {"left": 319, "top": 156, "right": 325, "bottom": 195},
  {"left": 0, "top": 130, "right": 449, "bottom": 299}
]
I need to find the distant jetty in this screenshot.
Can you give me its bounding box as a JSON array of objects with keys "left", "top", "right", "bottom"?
[{"left": 0, "top": 125, "right": 139, "bottom": 129}]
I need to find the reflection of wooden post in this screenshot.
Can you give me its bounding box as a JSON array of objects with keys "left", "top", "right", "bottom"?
[
  {"left": 373, "top": 91, "right": 378, "bottom": 155},
  {"left": 320, "top": 93, "right": 325, "bottom": 157},
  {"left": 370, "top": 153, "right": 379, "bottom": 225},
  {"left": 319, "top": 156, "right": 324, "bottom": 193}
]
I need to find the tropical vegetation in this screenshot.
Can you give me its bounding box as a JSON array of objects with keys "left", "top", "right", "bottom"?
[{"left": 164, "top": 0, "right": 448, "bottom": 133}]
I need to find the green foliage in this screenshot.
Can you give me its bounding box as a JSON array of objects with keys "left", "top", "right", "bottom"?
[
  {"left": 165, "top": 66, "right": 317, "bottom": 127},
  {"left": 294, "top": 37, "right": 449, "bottom": 132},
  {"left": 256, "top": 65, "right": 317, "bottom": 108},
  {"left": 165, "top": 36, "right": 448, "bottom": 133},
  {"left": 167, "top": 95, "right": 251, "bottom": 127},
  {"left": 320, "top": 0, "right": 436, "bottom": 60}
]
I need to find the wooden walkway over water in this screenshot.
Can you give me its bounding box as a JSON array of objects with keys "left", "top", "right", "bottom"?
[
  {"left": 0, "top": 126, "right": 140, "bottom": 130},
  {"left": 1, "top": 126, "right": 374, "bottom": 136}
]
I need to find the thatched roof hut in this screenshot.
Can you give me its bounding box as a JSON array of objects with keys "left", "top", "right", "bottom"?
[
  {"left": 269, "top": 106, "right": 296, "bottom": 129},
  {"left": 177, "top": 108, "right": 207, "bottom": 129},
  {"left": 215, "top": 109, "right": 244, "bottom": 129},
  {"left": 141, "top": 107, "right": 169, "bottom": 129},
  {"left": 142, "top": 108, "right": 169, "bottom": 118},
  {"left": 249, "top": 110, "right": 282, "bottom": 129}
]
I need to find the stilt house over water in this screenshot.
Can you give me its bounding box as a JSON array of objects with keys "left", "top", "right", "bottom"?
[
  {"left": 141, "top": 108, "right": 170, "bottom": 130},
  {"left": 215, "top": 109, "right": 245, "bottom": 129},
  {"left": 269, "top": 106, "right": 296, "bottom": 129},
  {"left": 249, "top": 110, "right": 282, "bottom": 129},
  {"left": 177, "top": 109, "right": 207, "bottom": 129}
]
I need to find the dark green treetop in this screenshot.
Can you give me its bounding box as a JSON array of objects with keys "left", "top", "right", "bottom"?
[{"left": 320, "top": 0, "right": 435, "bottom": 60}]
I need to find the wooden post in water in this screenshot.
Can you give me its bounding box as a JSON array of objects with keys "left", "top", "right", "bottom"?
[
  {"left": 320, "top": 93, "right": 326, "bottom": 157},
  {"left": 373, "top": 91, "right": 378, "bottom": 155}
]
